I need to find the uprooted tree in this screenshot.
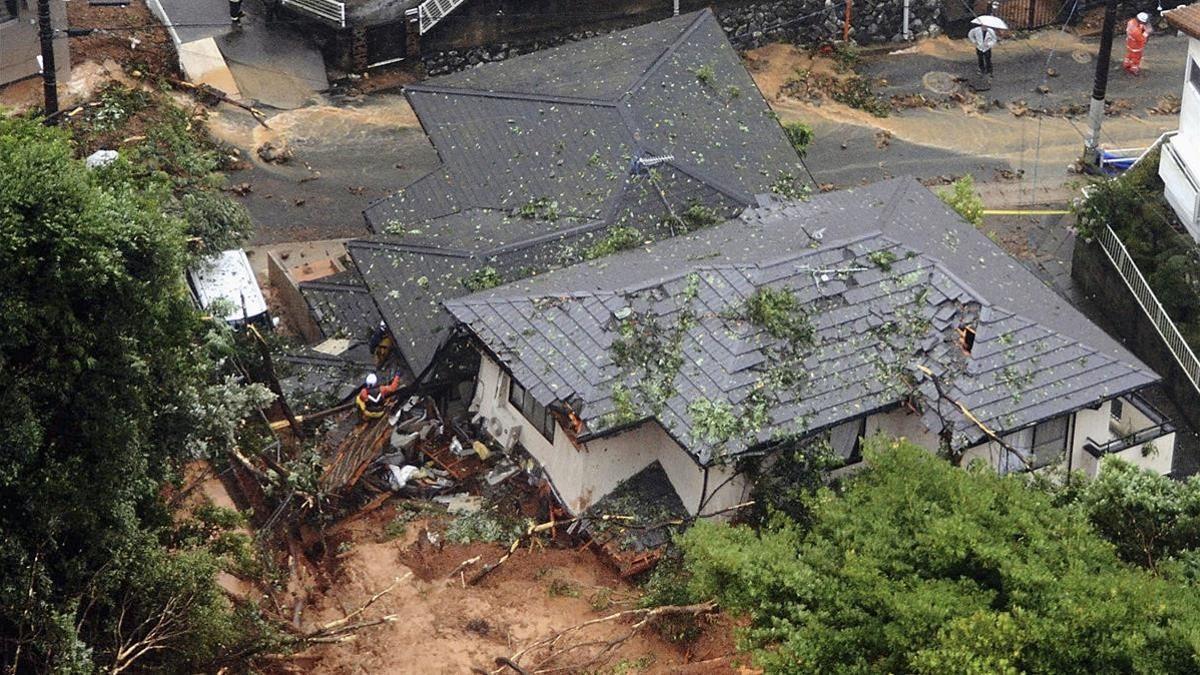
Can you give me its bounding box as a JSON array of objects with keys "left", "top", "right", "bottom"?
[{"left": 0, "top": 115, "right": 275, "bottom": 672}]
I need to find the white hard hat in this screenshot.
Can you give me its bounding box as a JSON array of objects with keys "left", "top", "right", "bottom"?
[
  {"left": 1137, "top": 11, "right": 1150, "bottom": 22},
  {"left": 365, "top": 373, "right": 378, "bottom": 387}
]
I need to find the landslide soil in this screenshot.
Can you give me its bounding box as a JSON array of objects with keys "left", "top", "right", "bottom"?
[{"left": 269, "top": 502, "right": 740, "bottom": 674}]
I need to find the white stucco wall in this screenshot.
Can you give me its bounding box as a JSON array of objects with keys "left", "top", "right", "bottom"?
[
  {"left": 866, "top": 407, "right": 943, "bottom": 449},
  {"left": 472, "top": 347, "right": 1177, "bottom": 516},
  {"left": 471, "top": 352, "right": 747, "bottom": 516},
  {"left": 1160, "top": 37, "right": 1200, "bottom": 239},
  {"left": 1179, "top": 38, "right": 1200, "bottom": 151}
]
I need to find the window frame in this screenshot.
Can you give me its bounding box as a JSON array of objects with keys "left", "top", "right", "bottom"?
[
  {"left": 1110, "top": 398, "right": 1124, "bottom": 422},
  {"left": 1189, "top": 58, "right": 1200, "bottom": 98},
  {"left": 505, "top": 376, "right": 555, "bottom": 442},
  {"left": 0, "top": 0, "right": 18, "bottom": 24},
  {"left": 1029, "top": 416, "right": 1069, "bottom": 469}
]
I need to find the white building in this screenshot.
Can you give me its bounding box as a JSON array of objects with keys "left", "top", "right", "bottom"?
[
  {"left": 1160, "top": 3, "right": 1200, "bottom": 240},
  {"left": 443, "top": 180, "right": 1179, "bottom": 519}
]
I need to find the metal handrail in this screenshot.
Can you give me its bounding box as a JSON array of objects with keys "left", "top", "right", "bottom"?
[
  {"left": 1095, "top": 224, "right": 1200, "bottom": 396},
  {"left": 1084, "top": 421, "right": 1175, "bottom": 457}
]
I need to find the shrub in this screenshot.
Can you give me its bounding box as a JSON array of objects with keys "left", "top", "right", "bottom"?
[
  {"left": 783, "top": 121, "right": 813, "bottom": 157},
  {"left": 1075, "top": 148, "right": 1200, "bottom": 347},
  {"left": 937, "top": 175, "right": 985, "bottom": 227},
  {"left": 680, "top": 203, "right": 721, "bottom": 231}
]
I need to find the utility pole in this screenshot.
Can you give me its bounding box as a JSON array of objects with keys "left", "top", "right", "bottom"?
[
  {"left": 37, "top": 0, "right": 58, "bottom": 117},
  {"left": 1083, "top": 0, "right": 1119, "bottom": 171}
]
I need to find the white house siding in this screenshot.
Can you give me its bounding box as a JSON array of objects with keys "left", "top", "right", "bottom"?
[
  {"left": 470, "top": 352, "right": 747, "bottom": 516},
  {"left": 958, "top": 400, "right": 1175, "bottom": 478},
  {"left": 866, "top": 408, "right": 943, "bottom": 449},
  {"left": 1160, "top": 36, "right": 1200, "bottom": 239}
]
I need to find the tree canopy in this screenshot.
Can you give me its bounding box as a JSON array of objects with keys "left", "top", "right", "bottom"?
[
  {"left": 0, "top": 113, "right": 269, "bottom": 672},
  {"left": 677, "top": 437, "right": 1200, "bottom": 674}
]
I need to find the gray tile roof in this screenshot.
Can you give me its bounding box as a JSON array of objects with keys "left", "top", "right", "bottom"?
[
  {"left": 352, "top": 9, "right": 788, "bottom": 376},
  {"left": 446, "top": 179, "right": 1160, "bottom": 465},
  {"left": 364, "top": 9, "right": 794, "bottom": 234},
  {"left": 300, "top": 276, "right": 384, "bottom": 341}
]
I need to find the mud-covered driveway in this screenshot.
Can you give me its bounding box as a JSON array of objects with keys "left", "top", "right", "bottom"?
[{"left": 207, "top": 93, "right": 440, "bottom": 244}]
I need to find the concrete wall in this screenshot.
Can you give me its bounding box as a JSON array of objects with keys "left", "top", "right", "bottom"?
[
  {"left": 266, "top": 251, "right": 325, "bottom": 343},
  {"left": 1159, "top": 37, "right": 1200, "bottom": 239},
  {"left": 471, "top": 352, "right": 748, "bottom": 516},
  {"left": 1072, "top": 236, "right": 1200, "bottom": 436},
  {"left": 0, "top": 0, "right": 69, "bottom": 88},
  {"left": 420, "top": 0, "right": 943, "bottom": 76}
]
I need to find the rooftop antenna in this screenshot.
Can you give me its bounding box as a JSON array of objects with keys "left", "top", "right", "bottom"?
[{"left": 630, "top": 154, "right": 675, "bottom": 174}]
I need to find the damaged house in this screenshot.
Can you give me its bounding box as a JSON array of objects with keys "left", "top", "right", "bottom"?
[
  {"left": 350, "top": 9, "right": 804, "bottom": 378},
  {"left": 444, "top": 179, "right": 1179, "bottom": 518}
]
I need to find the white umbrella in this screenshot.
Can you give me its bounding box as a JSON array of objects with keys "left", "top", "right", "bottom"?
[{"left": 971, "top": 15, "right": 1010, "bottom": 30}]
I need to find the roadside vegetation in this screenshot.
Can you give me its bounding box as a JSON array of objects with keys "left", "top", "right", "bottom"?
[
  {"left": 0, "top": 101, "right": 277, "bottom": 672},
  {"left": 1075, "top": 149, "right": 1200, "bottom": 347}
]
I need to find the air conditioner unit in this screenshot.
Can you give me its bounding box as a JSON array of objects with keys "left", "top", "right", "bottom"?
[{"left": 498, "top": 424, "right": 521, "bottom": 451}]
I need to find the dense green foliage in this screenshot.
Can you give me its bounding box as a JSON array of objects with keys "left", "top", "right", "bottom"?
[
  {"left": 1075, "top": 149, "right": 1200, "bottom": 346},
  {"left": 675, "top": 438, "right": 1200, "bottom": 673},
  {"left": 0, "top": 114, "right": 272, "bottom": 672},
  {"left": 937, "top": 174, "right": 985, "bottom": 227},
  {"left": 68, "top": 85, "right": 253, "bottom": 256},
  {"left": 1075, "top": 456, "right": 1200, "bottom": 573}
]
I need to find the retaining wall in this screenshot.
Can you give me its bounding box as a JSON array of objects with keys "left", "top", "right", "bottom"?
[
  {"left": 421, "top": 0, "right": 943, "bottom": 76},
  {"left": 1072, "top": 236, "right": 1200, "bottom": 433}
]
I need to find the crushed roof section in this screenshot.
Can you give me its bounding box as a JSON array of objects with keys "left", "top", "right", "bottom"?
[
  {"left": 581, "top": 461, "right": 688, "bottom": 552},
  {"left": 354, "top": 10, "right": 801, "bottom": 375},
  {"left": 447, "top": 179, "right": 1160, "bottom": 465}
]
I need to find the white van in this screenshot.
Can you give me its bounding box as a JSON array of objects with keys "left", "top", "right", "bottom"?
[{"left": 187, "top": 249, "right": 270, "bottom": 328}]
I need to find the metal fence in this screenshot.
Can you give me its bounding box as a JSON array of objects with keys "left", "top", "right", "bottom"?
[
  {"left": 989, "top": 0, "right": 1069, "bottom": 29},
  {"left": 1096, "top": 224, "right": 1200, "bottom": 395}
]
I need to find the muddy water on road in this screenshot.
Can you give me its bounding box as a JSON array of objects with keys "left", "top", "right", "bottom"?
[{"left": 205, "top": 94, "right": 438, "bottom": 244}]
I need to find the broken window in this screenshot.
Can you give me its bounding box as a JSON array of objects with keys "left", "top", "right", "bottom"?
[
  {"left": 1190, "top": 59, "right": 1200, "bottom": 98},
  {"left": 507, "top": 378, "right": 555, "bottom": 442},
  {"left": 958, "top": 325, "right": 976, "bottom": 355}
]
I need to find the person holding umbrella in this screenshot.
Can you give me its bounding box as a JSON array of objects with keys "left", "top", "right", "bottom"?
[
  {"left": 968, "top": 15, "right": 1007, "bottom": 78},
  {"left": 1124, "top": 12, "right": 1153, "bottom": 75}
]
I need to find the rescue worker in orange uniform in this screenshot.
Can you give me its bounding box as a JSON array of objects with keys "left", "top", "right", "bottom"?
[
  {"left": 356, "top": 373, "right": 401, "bottom": 420},
  {"left": 1124, "top": 12, "right": 1152, "bottom": 75}
]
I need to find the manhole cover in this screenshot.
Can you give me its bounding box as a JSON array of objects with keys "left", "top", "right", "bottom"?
[
  {"left": 1071, "top": 50, "right": 1092, "bottom": 64},
  {"left": 922, "top": 71, "right": 959, "bottom": 95}
]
